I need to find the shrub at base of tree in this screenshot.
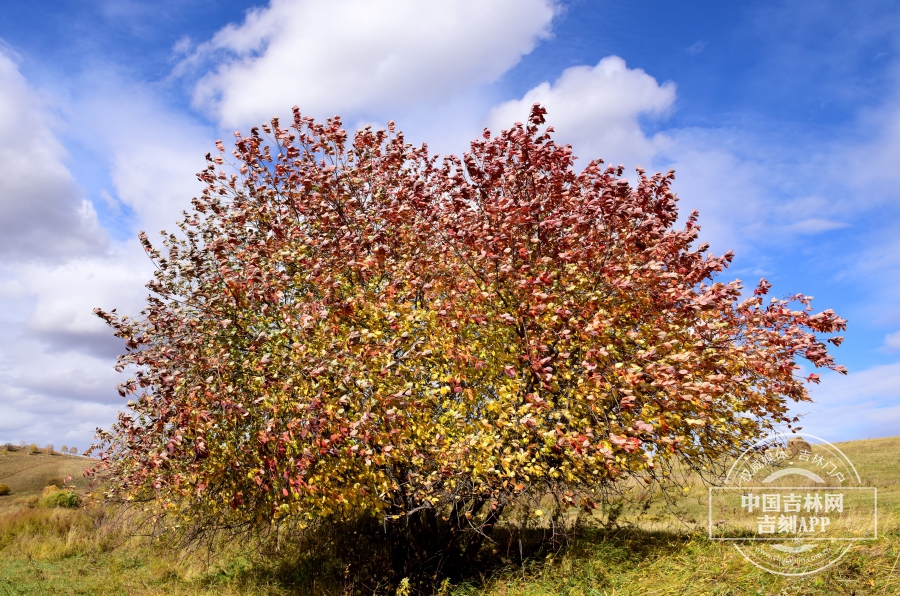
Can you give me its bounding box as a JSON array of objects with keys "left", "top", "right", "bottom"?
[{"left": 91, "top": 104, "right": 846, "bottom": 586}]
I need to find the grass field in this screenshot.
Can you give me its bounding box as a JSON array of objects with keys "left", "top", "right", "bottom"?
[{"left": 0, "top": 438, "right": 898, "bottom": 595}]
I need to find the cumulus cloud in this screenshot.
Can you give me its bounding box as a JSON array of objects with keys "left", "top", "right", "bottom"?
[
  {"left": 0, "top": 242, "right": 153, "bottom": 446},
  {"left": 65, "top": 71, "right": 213, "bottom": 237},
  {"left": 0, "top": 351, "right": 123, "bottom": 449},
  {"left": 481, "top": 58, "right": 798, "bottom": 255},
  {"left": 0, "top": 51, "right": 106, "bottom": 260},
  {"left": 20, "top": 247, "right": 152, "bottom": 359},
  {"left": 0, "top": 66, "right": 194, "bottom": 447},
  {"left": 486, "top": 56, "right": 676, "bottom": 169},
  {"left": 188, "top": 0, "right": 557, "bottom": 127},
  {"left": 104, "top": 111, "right": 210, "bottom": 237},
  {"left": 0, "top": 51, "right": 131, "bottom": 447}
]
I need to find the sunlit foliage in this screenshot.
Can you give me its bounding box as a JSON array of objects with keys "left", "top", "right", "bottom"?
[{"left": 92, "top": 104, "right": 845, "bottom": 571}]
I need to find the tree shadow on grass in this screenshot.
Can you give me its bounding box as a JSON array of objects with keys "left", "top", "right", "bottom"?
[{"left": 205, "top": 520, "right": 696, "bottom": 596}]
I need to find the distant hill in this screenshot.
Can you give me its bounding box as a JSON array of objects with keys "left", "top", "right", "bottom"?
[{"left": 0, "top": 448, "right": 93, "bottom": 497}]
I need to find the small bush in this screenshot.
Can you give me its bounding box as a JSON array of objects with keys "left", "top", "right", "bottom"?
[
  {"left": 0, "top": 484, "right": 10, "bottom": 496},
  {"left": 40, "top": 486, "right": 81, "bottom": 509},
  {"left": 45, "top": 477, "right": 64, "bottom": 488}
]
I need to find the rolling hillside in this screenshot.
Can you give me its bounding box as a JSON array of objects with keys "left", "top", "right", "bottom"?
[{"left": 0, "top": 448, "right": 93, "bottom": 497}]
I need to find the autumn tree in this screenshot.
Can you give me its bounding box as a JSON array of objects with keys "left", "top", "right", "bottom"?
[{"left": 92, "top": 104, "right": 846, "bottom": 578}]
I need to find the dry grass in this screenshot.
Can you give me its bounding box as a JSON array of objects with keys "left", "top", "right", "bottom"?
[
  {"left": 462, "top": 436, "right": 900, "bottom": 596},
  {"left": 0, "top": 449, "right": 91, "bottom": 498},
  {"left": 0, "top": 501, "right": 293, "bottom": 595},
  {"left": 451, "top": 518, "right": 900, "bottom": 596},
  {"left": 833, "top": 436, "right": 900, "bottom": 511}
]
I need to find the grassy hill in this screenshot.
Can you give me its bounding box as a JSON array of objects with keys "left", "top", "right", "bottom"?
[
  {"left": 0, "top": 437, "right": 897, "bottom": 595},
  {"left": 464, "top": 435, "right": 900, "bottom": 596},
  {"left": 0, "top": 448, "right": 92, "bottom": 497}
]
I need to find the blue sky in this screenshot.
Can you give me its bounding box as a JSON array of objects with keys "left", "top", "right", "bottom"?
[{"left": 1, "top": 0, "right": 899, "bottom": 449}]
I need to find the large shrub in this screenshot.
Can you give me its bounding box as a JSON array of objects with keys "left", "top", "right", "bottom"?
[
  {"left": 92, "top": 105, "right": 845, "bottom": 577},
  {"left": 40, "top": 486, "right": 81, "bottom": 509}
]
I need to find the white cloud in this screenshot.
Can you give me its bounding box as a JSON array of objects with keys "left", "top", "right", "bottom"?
[
  {"left": 686, "top": 41, "right": 706, "bottom": 56},
  {"left": 0, "top": 64, "right": 194, "bottom": 448},
  {"left": 481, "top": 59, "right": 803, "bottom": 256},
  {"left": 66, "top": 72, "right": 213, "bottom": 237},
  {"left": 653, "top": 136, "right": 769, "bottom": 254},
  {"left": 788, "top": 364, "right": 900, "bottom": 441},
  {"left": 0, "top": 243, "right": 153, "bottom": 447},
  {"left": 20, "top": 246, "right": 152, "bottom": 358},
  {"left": 486, "top": 56, "right": 676, "bottom": 169},
  {"left": 856, "top": 100, "right": 900, "bottom": 193},
  {"left": 189, "top": 0, "right": 557, "bottom": 128},
  {"left": 784, "top": 218, "right": 848, "bottom": 234},
  {"left": 0, "top": 50, "right": 106, "bottom": 260},
  {"left": 645, "top": 122, "right": 867, "bottom": 258},
  {"left": 0, "top": 367, "right": 123, "bottom": 450},
  {"left": 885, "top": 330, "right": 900, "bottom": 351}
]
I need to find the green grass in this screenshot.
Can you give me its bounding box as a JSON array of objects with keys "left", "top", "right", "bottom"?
[{"left": 0, "top": 438, "right": 897, "bottom": 595}]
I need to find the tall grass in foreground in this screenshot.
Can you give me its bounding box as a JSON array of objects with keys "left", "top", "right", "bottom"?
[{"left": 1, "top": 498, "right": 897, "bottom": 595}]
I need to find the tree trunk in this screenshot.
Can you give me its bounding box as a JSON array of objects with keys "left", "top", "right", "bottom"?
[{"left": 386, "top": 497, "right": 505, "bottom": 581}]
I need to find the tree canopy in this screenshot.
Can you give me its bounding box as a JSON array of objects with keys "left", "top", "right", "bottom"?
[{"left": 92, "top": 104, "right": 846, "bottom": 573}]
